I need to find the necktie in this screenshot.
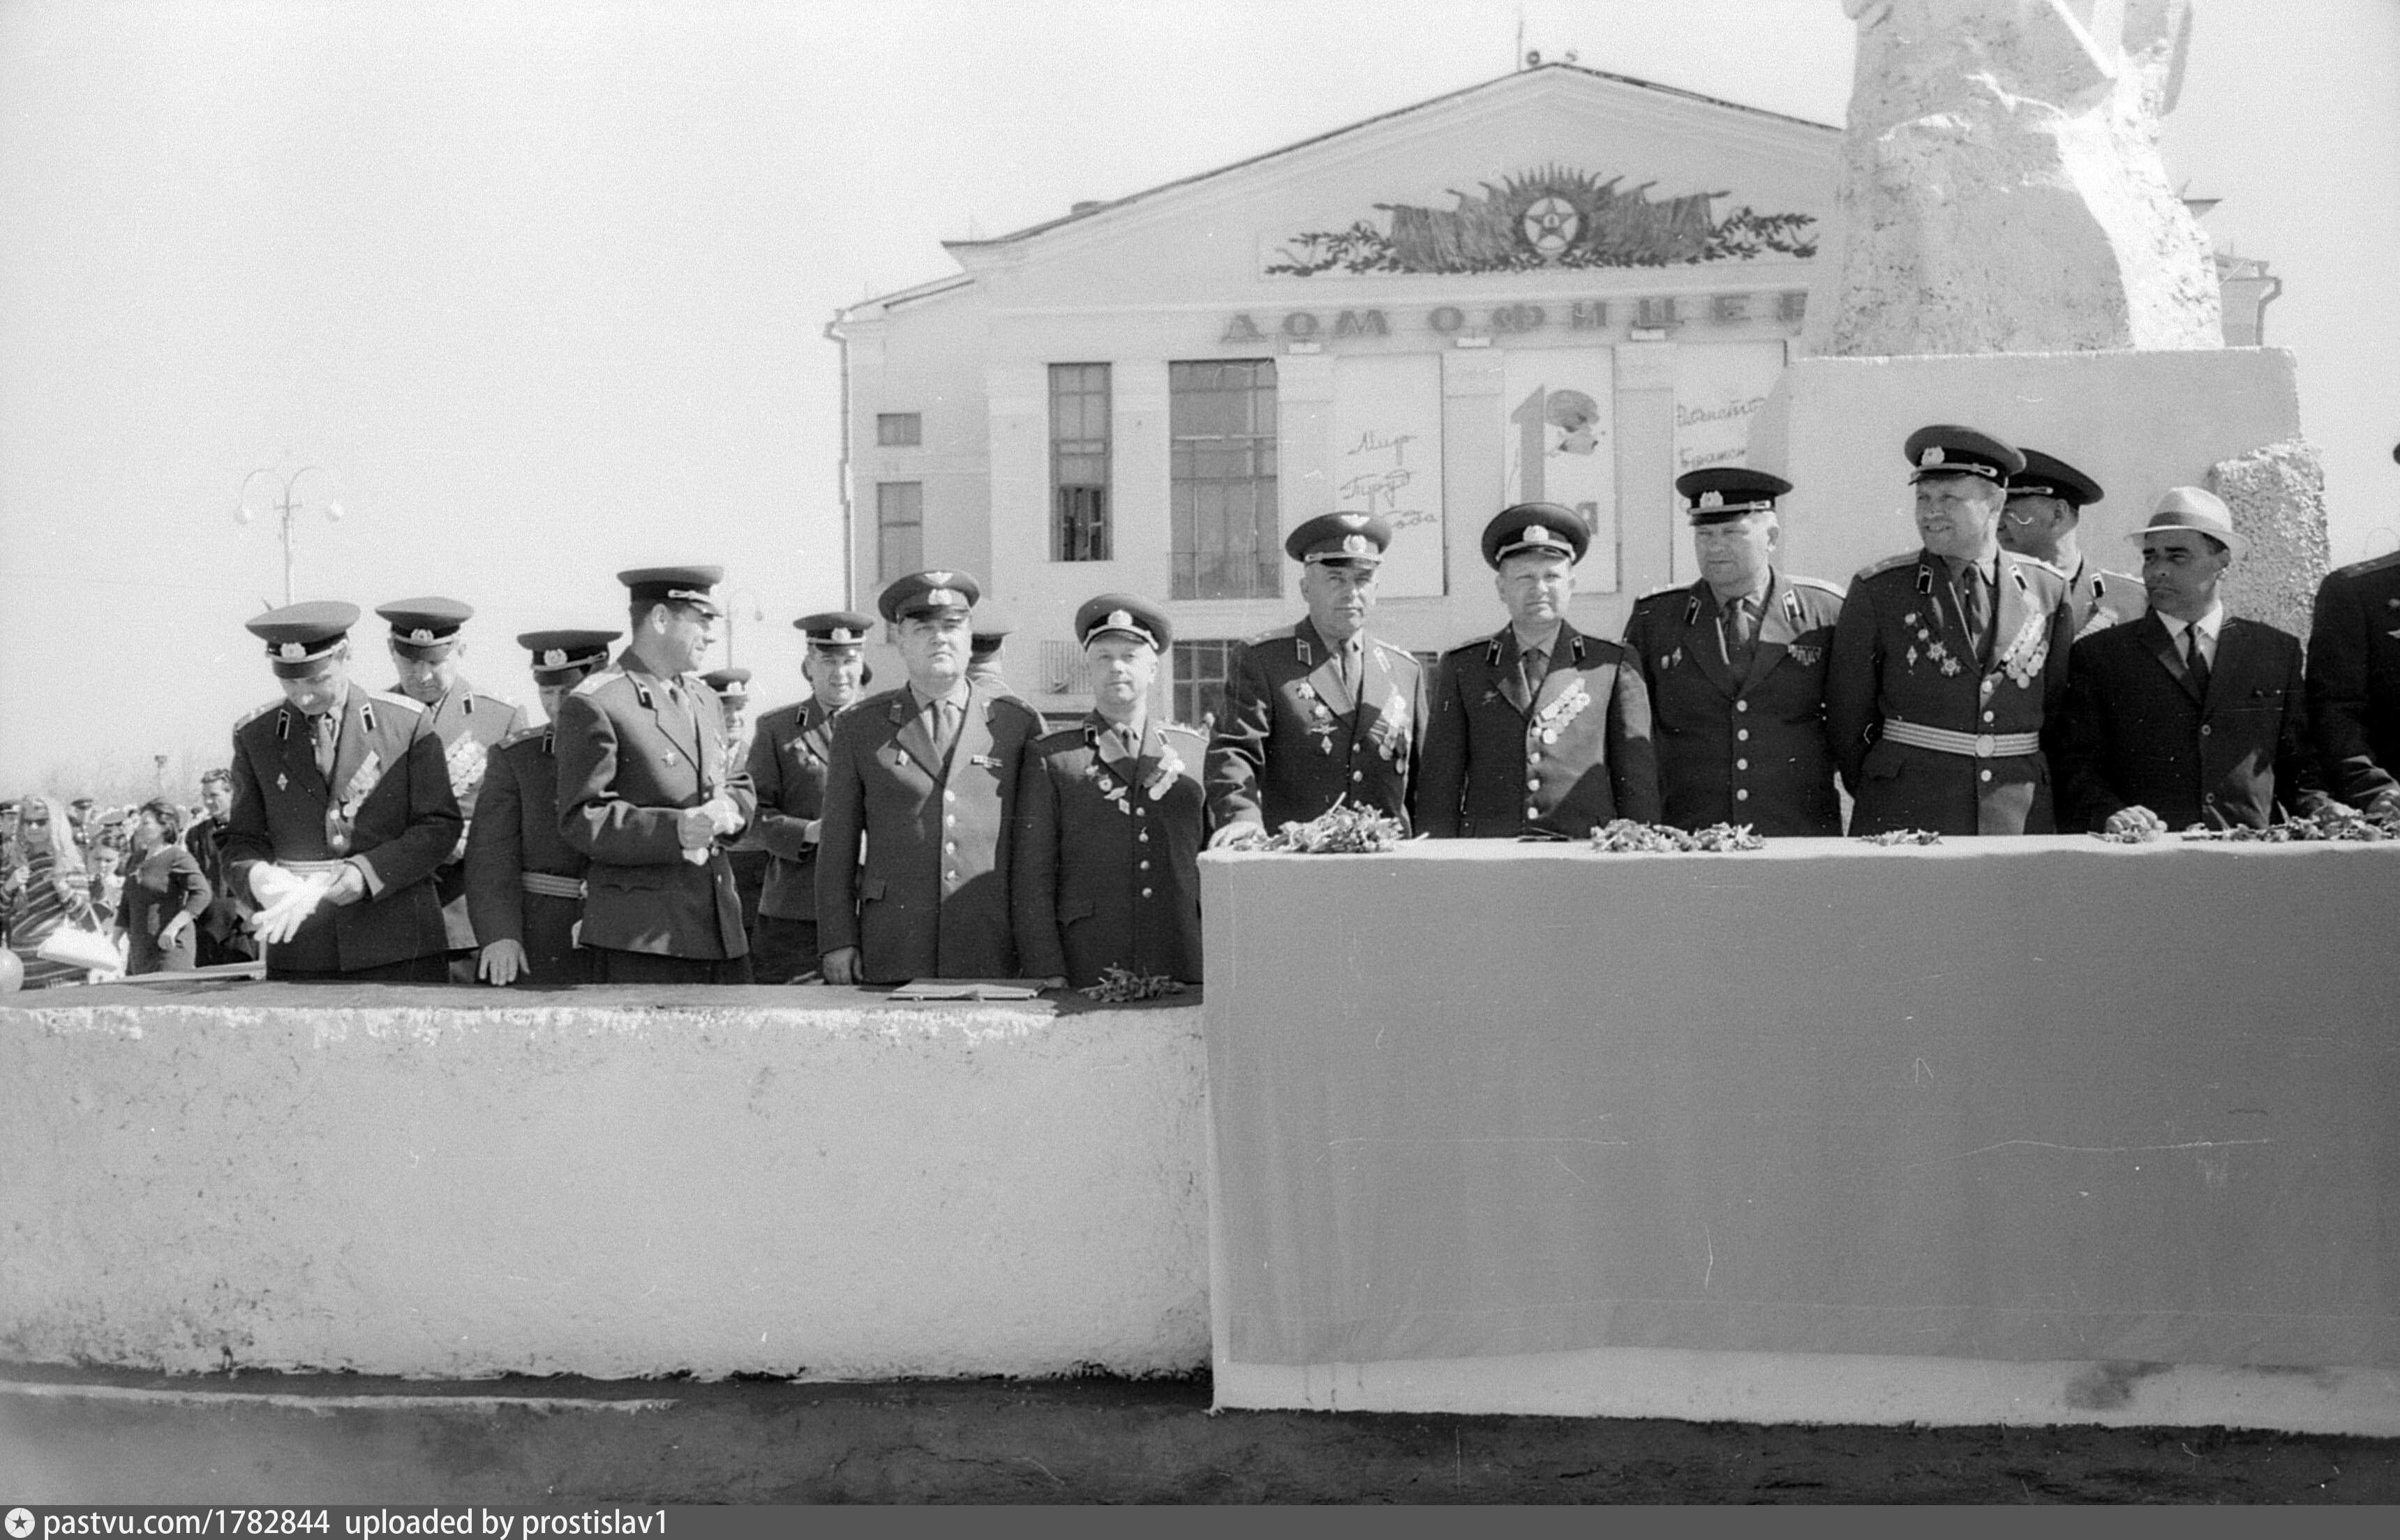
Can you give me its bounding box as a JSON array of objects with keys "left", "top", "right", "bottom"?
[
  {"left": 1341, "top": 638, "right": 1362, "bottom": 696},
  {"left": 2184, "top": 624, "right": 2212, "bottom": 696},
  {"left": 1957, "top": 567, "right": 1991, "bottom": 663},
  {"left": 1519, "top": 645, "right": 1547, "bottom": 701},
  {"left": 932, "top": 697, "right": 962, "bottom": 761},
  {"left": 312, "top": 712, "right": 338, "bottom": 781},
  {"left": 1721, "top": 598, "right": 1755, "bottom": 670}
]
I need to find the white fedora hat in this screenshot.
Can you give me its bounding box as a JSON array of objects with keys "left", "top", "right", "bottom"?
[{"left": 2130, "top": 486, "right": 2248, "bottom": 560}]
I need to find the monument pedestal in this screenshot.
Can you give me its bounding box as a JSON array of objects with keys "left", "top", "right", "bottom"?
[{"left": 1747, "top": 347, "right": 2327, "bottom": 634}]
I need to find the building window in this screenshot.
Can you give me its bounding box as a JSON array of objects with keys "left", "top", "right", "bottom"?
[
  {"left": 1170, "top": 359, "right": 1279, "bottom": 600},
  {"left": 877, "top": 412, "right": 922, "bottom": 448},
  {"left": 876, "top": 481, "right": 923, "bottom": 583},
  {"left": 1172, "top": 638, "right": 1242, "bottom": 732},
  {"left": 1050, "top": 364, "right": 1110, "bottom": 561}
]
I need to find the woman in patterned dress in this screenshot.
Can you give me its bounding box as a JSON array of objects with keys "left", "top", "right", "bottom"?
[{"left": 3, "top": 795, "right": 103, "bottom": 988}]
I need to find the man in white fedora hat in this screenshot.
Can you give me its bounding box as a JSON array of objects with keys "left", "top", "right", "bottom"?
[{"left": 2053, "top": 486, "right": 2337, "bottom": 834}]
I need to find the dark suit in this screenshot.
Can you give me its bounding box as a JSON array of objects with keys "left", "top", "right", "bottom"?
[
  {"left": 417, "top": 682, "right": 528, "bottom": 952},
  {"left": 1419, "top": 621, "right": 1659, "bottom": 837},
  {"left": 1620, "top": 574, "right": 1844, "bottom": 836},
  {"left": 2305, "top": 551, "right": 2400, "bottom": 810},
  {"left": 743, "top": 696, "right": 837, "bottom": 981},
  {"left": 816, "top": 680, "right": 1044, "bottom": 982},
  {"left": 185, "top": 814, "right": 256, "bottom": 966},
  {"left": 1826, "top": 548, "right": 2073, "bottom": 836},
  {"left": 555, "top": 659, "right": 755, "bottom": 971},
  {"left": 224, "top": 689, "right": 463, "bottom": 977},
  {"left": 1206, "top": 620, "right": 1426, "bottom": 833},
  {"left": 2056, "top": 612, "right": 2328, "bottom": 832},
  {"left": 1013, "top": 714, "right": 1208, "bottom": 988},
  {"left": 463, "top": 724, "right": 588, "bottom": 985}
]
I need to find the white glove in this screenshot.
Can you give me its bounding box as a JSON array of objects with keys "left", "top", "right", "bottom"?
[{"left": 249, "top": 865, "right": 335, "bottom": 944}]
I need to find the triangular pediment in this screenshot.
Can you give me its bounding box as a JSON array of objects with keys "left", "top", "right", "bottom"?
[{"left": 937, "top": 66, "right": 1838, "bottom": 307}]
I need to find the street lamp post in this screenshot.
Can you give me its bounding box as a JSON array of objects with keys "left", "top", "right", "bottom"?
[{"left": 236, "top": 465, "right": 344, "bottom": 606}]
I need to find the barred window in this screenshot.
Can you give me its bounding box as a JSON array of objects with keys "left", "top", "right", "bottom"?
[
  {"left": 877, "top": 412, "right": 922, "bottom": 448},
  {"left": 876, "top": 481, "right": 923, "bottom": 583},
  {"left": 1050, "top": 364, "right": 1110, "bottom": 561},
  {"left": 1170, "top": 359, "right": 1279, "bottom": 600},
  {"left": 1172, "top": 638, "right": 1242, "bottom": 733}
]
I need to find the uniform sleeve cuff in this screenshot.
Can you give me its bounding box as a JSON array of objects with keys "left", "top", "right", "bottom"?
[{"left": 348, "top": 855, "right": 384, "bottom": 898}]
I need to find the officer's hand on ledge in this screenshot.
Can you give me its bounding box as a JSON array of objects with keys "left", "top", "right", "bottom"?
[
  {"left": 1207, "top": 821, "right": 1266, "bottom": 851},
  {"left": 821, "top": 947, "right": 860, "bottom": 985},
  {"left": 2103, "top": 805, "right": 2167, "bottom": 838},
  {"left": 478, "top": 939, "right": 527, "bottom": 987}
]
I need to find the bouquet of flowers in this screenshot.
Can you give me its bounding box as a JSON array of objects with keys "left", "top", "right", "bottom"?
[{"left": 1588, "top": 820, "right": 1765, "bottom": 853}]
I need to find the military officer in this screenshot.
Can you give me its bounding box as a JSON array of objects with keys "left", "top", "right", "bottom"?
[
  {"left": 223, "top": 601, "right": 463, "bottom": 981},
  {"left": 1420, "top": 504, "right": 1659, "bottom": 837},
  {"left": 375, "top": 597, "right": 526, "bottom": 979},
  {"left": 1622, "top": 471, "right": 1844, "bottom": 836},
  {"left": 817, "top": 571, "right": 1046, "bottom": 985},
  {"left": 1014, "top": 595, "right": 1209, "bottom": 989},
  {"left": 701, "top": 666, "right": 767, "bottom": 936},
  {"left": 1205, "top": 511, "right": 1427, "bottom": 842},
  {"left": 554, "top": 567, "right": 756, "bottom": 984},
  {"left": 2306, "top": 548, "right": 2400, "bottom": 818},
  {"left": 1826, "top": 425, "right": 2075, "bottom": 835},
  {"left": 464, "top": 629, "right": 616, "bottom": 986},
  {"left": 743, "top": 610, "right": 873, "bottom": 983},
  {"left": 2000, "top": 448, "right": 2144, "bottom": 638}
]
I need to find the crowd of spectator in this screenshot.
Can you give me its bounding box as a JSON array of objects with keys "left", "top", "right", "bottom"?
[{"left": 1, "top": 772, "right": 251, "bottom": 989}]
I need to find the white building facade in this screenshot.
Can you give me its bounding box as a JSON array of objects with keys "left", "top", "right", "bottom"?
[{"left": 830, "top": 66, "right": 1841, "bottom": 724}]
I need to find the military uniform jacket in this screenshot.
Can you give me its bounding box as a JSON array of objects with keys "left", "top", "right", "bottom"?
[
  {"left": 2055, "top": 612, "right": 2326, "bottom": 832},
  {"left": 223, "top": 689, "right": 463, "bottom": 973},
  {"left": 743, "top": 698, "right": 836, "bottom": 922},
  {"left": 1620, "top": 573, "right": 1844, "bottom": 837},
  {"left": 1206, "top": 619, "right": 1426, "bottom": 833},
  {"left": 463, "top": 724, "right": 587, "bottom": 980},
  {"left": 2305, "top": 551, "right": 2400, "bottom": 809},
  {"left": 554, "top": 659, "right": 754, "bottom": 961},
  {"left": 415, "top": 680, "right": 527, "bottom": 950},
  {"left": 1419, "top": 621, "right": 1660, "bottom": 838},
  {"left": 1826, "top": 548, "right": 2074, "bottom": 836},
  {"left": 815, "top": 680, "right": 1045, "bottom": 982},
  {"left": 2064, "top": 559, "right": 2146, "bottom": 641},
  {"left": 1013, "top": 713, "right": 1209, "bottom": 989}
]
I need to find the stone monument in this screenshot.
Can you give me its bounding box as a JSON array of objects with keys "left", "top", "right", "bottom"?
[{"left": 1750, "top": 0, "right": 2327, "bottom": 636}]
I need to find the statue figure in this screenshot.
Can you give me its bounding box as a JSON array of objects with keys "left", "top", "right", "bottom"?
[{"left": 1805, "top": 0, "right": 2224, "bottom": 357}]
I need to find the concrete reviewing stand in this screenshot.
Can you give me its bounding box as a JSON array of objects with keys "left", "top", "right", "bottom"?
[
  {"left": 0, "top": 985, "right": 1209, "bottom": 1381},
  {"left": 5, "top": 835, "right": 2395, "bottom": 1434}
]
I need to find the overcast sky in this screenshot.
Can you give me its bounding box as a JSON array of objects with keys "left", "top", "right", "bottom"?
[{"left": 1, "top": 0, "right": 2393, "bottom": 790}]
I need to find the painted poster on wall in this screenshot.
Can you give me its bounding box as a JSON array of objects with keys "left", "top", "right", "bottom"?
[
  {"left": 1671, "top": 341, "right": 1788, "bottom": 584},
  {"left": 1501, "top": 347, "right": 1618, "bottom": 592},
  {"left": 1332, "top": 352, "right": 1446, "bottom": 598}
]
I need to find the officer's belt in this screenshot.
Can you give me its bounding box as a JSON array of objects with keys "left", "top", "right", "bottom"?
[
  {"left": 520, "top": 872, "right": 588, "bottom": 901},
  {"left": 283, "top": 859, "right": 350, "bottom": 875},
  {"left": 1880, "top": 719, "right": 2042, "bottom": 759}
]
